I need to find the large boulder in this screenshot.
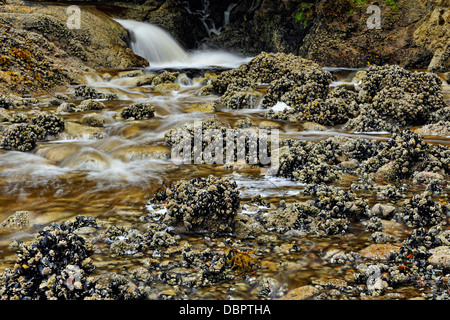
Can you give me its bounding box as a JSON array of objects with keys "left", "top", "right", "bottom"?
[{"left": 0, "top": 3, "right": 148, "bottom": 95}]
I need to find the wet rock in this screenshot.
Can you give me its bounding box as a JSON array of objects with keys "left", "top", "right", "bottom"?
[
  {"left": 359, "top": 244, "right": 401, "bottom": 260},
  {"left": 416, "top": 121, "right": 450, "bottom": 137},
  {"left": 234, "top": 214, "right": 263, "bottom": 239},
  {"left": 74, "top": 86, "right": 117, "bottom": 101},
  {"left": 35, "top": 143, "right": 84, "bottom": 163},
  {"left": 32, "top": 113, "right": 65, "bottom": 136},
  {"left": 56, "top": 102, "right": 77, "bottom": 114},
  {"left": 0, "top": 109, "right": 10, "bottom": 123},
  {"left": 397, "top": 192, "right": 446, "bottom": 228},
  {"left": 258, "top": 120, "right": 281, "bottom": 130},
  {"left": 427, "top": 106, "right": 450, "bottom": 124},
  {"left": 343, "top": 108, "right": 398, "bottom": 133},
  {"left": 152, "top": 71, "right": 179, "bottom": 85},
  {"left": 300, "top": 122, "right": 327, "bottom": 131},
  {"left": 118, "top": 103, "right": 155, "bottom": 120},
  {"left": 0, "top": 123, "right": 43, "bottom": 152},
  {"left": 340, "top": 159, "right": 359, "bottom": 169},
  {"left": 0, "top": 217, "right": 98, "bottom": 300},
  {"left": 63, "top": 122, "right": 105, "bottom": 140},
  {"left": 185, "top": 102, "right": 217, "bottom": 113},
  {"left": 428, "top": 246, "right": 450, "bottom": 270},
  {"left": 154, "top": 83, "right": 181, "bottom": 93},
  {"left": 150, "top": 175, "right": 240, "bottom": 234},
  {"left": 414, "top": 3, "right": 450, "bottom": 72},
  {"left": 118, "top": 70, "right": 144, "bottom": 79},
  {"left": 412, "top": 171, "right": 445, "bottom": 185},
  {"left": 311, "top": 278, "right": 347, "bottom": 289},
  {"left": 280, "top": 285, "right": 319, "bottom": 300},
  {"left": 81, "top": 113, "right": 105, "bottom": 128},
  {"left": 111, "top": 145, "right": 171, "bottom": 161},
  {"left": 361, "top": 129, "right": 429, "bottom": 181},
  {"left": 370, "top": 204, "right": 397, "bottom": 219},
  {"left": 134, "top": 73, "right": 156, "bottom": 86},
  {"left": 0, "top": 211, "right": 30, "bottom": 233},
  {"left": 357, "top": 65, "right": 445, "bottom": 126},
  {"left": 77, "top": 99, "right": 106, "bottom": 112}
]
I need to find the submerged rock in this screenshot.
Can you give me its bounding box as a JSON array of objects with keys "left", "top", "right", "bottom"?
[
  {"left": 0, "top": 211, "right": 30, "bottom": 233},
  {"left": 81, "top": 113, "right": 105, "bottom": 128}
]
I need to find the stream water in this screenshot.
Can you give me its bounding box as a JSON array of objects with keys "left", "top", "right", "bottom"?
[{"left": 0, "top": 19, "right": 449, "bottom": 300}]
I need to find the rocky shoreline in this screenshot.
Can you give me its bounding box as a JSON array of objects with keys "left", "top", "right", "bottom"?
[{"left": 0, "top": 0, "right": 449, "bottom": 301}]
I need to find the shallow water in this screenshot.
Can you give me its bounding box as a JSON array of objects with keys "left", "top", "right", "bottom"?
[{"left": 0, "top": 62, "right": 448, "bottom": 300}]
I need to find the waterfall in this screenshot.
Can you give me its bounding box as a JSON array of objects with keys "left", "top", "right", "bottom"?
[
  {"left": 115, "top": 19, "right": 189, "bottom": 64},
  {"left": 115, "top": 18, "right": 251, "bottom": 69}
]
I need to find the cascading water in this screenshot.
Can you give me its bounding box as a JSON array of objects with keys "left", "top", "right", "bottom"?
[
  {"left": 115, "top": 19, "right": 251, "bottom": 68},
  {"left": 115, "top": 19, "right": 189, "bottom": 64}
]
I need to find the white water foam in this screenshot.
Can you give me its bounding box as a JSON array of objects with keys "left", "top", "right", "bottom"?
[{"left": 115, "top": 19, "right": 251, "bottom": 69}]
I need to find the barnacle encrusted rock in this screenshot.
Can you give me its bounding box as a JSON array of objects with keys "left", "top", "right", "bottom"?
[
  {"left": 150, "top": 175, "right": 240, "bottom": 234},
  {"left": 263, "top": 184, "right": 369, "bottom": 236},
  {"left": 118, "top": 103, "right": 155, "bottom": 120},
  {"left": 361, "top": 129, "right": 429, "bottom": 181},
  {"left": 31, "top": 113, "right": 65, "bottom": 136},
  {"left": 0, "top": 211, "right": 30, "bottom": 233},
  {"left": 212, "top": 52, "right": 332, "bottom": 94},
  {"left": 396, "top": 192, "right": 447, "bottom": 228},
  {"left": 164, "top": 117, "right": 273, "bottom": 166},
  {"left": 343, "top": 108, "right": 398, "bottom": 133},
  {"left": 0, "top": 216, "right": 98, "bottom": 300},
  {"left": 271, "top": 138, "right": 344, "bottom": 184},
  {"left": 74, "top": 85, "right": 117, "bottom": 101},
  {"left": 212, "top": 52, "right": 333, "bottom": 112},
  {"left": 357, "top": 65, "right": 445, "bottom": 126},
  {"left": 81, "top": 113, "right": 105, "bottom": 127},
  {"left": 0, "top": 123, "right": 43, "bottom": 152},
  {"left": 77, "top": 99, "right": 106, "bottom": 112},
  {"left": 100, "top": 225, "right": 179, "bottom": 256}
]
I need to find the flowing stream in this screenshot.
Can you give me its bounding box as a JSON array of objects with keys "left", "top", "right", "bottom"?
[{"left": 0, "top": 19, "right": 449, "bottom": 300}]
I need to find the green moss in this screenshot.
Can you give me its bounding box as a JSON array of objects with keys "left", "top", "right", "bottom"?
[
  {"left": 349, "top": 0, "right": 368, "bottom": 14},
  {"left": 385, "top": 0, "right": 398, "bottom": 12},
  {"left": 294, "top": 3, "right": 313, "bottom": 28}
]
